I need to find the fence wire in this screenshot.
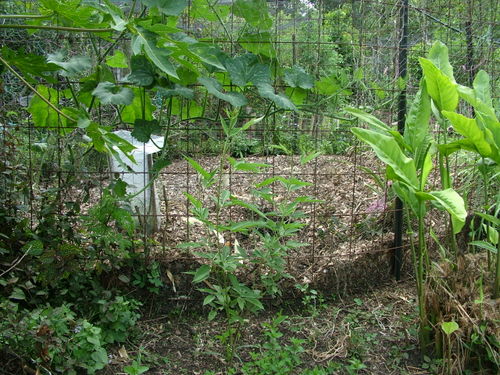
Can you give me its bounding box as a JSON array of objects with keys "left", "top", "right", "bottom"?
[{"left": 0, "top": 0, "right": 498, "bottom": 293}]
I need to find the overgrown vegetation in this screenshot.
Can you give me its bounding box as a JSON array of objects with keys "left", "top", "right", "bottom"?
[{"left": 0, "top": 0, "right": 498, "bottom": 374}]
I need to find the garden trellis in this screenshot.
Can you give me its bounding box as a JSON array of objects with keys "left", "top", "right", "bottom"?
[{"left": 0, "top": 0, "right": 498, "bottom": 294}]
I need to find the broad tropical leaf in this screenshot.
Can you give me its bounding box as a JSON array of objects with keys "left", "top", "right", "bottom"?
[
  {"left": 428, "top": 189, "right": 467, "bottom": 234},
  {"left": 257, "top": 83, "right": 297, "bottom": 111},
  {"left": 419, "top": 58, "right": 458, "bottom": 112},
  {"left": 404, "top": 81, "right": 431, "bottom": 153},
  {"left": 351, "top": 127, "right": 418, "bottom": 188}
]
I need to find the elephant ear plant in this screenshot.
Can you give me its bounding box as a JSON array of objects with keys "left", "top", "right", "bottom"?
[
  {"left": 346, "top": 65, "right": 467, "bottom": 350},
  {"left": 348, "top": 41, "right": 499, "bottom": 359}
]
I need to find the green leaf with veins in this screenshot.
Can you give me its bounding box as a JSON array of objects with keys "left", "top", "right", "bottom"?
[
  {"left": 28, "top": 85, "right": 61, "bottom": 129},
  {"left": 92, "top": 82, "right": 134, "bottom": 105},
  {"left": 47, "top": 51, "right": 92, "bottom": 77},
  {"left": 233, "top": 0, "right": 272, "bottom": 30},
  {"left": 198, "top": 77, "right": 247, "bottom": 107},
  {"left": 125, "top": 55, "right": 155, "bottom": 87},
  {"left": 122, "top": 88, "right": 155, "bottom": 123},
  {"left": 191, "top": 0, "right": 230, "bottom": 21},
  {"left": 223, "top": 54, "right": 270, "bottom": 87},
  {"left": 106, "top": 50, "right": 128, "bottom": 68},
  {"left": 140, "top": 0, "right": 188, "bottom": 16},
  {"left": 157, "top": 85, "right": 194, "bottom": 99},
  {"left": 257, "top": 83, "right": 297, "bottom": 111},
  {"left": 1, "top": 47, "right": 59, "bottom": 83},
  {"left": 132, "top": 26, "right": 178, "bottom": 79},
  {"left": 283, "top": 66, "right": 314, "bottom": 89},
  {"left": 131, "top": 119, "right": 162, "bottom": 143},
  {"left": 239, "top": 32, "right": 276, "bottom": 58}
]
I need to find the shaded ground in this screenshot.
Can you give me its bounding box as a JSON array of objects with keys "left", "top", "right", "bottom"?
[{"left": 106, "top": 278, "right": 430, "bottom": 375}]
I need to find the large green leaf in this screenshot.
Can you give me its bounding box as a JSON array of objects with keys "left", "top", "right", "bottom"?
[
  {"left": 427, "top": 189, "right": 467, "bottom": 234},
  {"left": 404, "top": 81, "right": 431, "bottom": 153},
  {"left": 47, "top": 51, "right": 91, "bottom": 77},
  {"left": 189, "top": 43, "right": 226, "bottom": 70},
  {"left": 442, "top": 111, "right": 492, "bottom": 158},
  {"left": 473, "top": 70, "right": 492, "bottom": 106},
  {"left": 238, "top": 32, "right": 276, "bottom": 58},
  {"left": 352, "top": 127, "right": 418, "bottom": 188},
  {"left": 92, "top": 82, "right": 134, "bottom": 105},
  {"left": 419, "top": 58, "right": 458, "bottom": 112},
  {"left": 191, "top": 0, "right": 230, "bottom": 21},
  {"left": 345, "top": 107, "right": 390, "bottom": 132},
  {"left": 28, "top": 85, "right": 61, "bottom": 129},
  {"left": 125, "top": 55, "right": 155, "bottom": 87},
  {"left": 105, "top": 50, "right": 128, "bottom": 68},
  {"left": 198, "top": 77, "right": 247, "bottom": 107},
  {"left": 233, "top": 0, "right": 272, "bottom": 30},
  {"left": 257, "top": 83, "right": 296, "bottom": 111},
  {"left": 157, "top": 84, "right": 194, "bottom": 99},
  {"left": 283, "top": 66, "right": 314, "bottom": 89},
  {"left": 140, "top": 0, "right": 188, "bottom": 16},
  {"left": 427, "top": 41, "right": 455, "bottom": 81},
  {"left": 122, "top": 88, "right": 155, "bottom": 123},
  {"left": 131, "top": 119, "right": 162, "bottom": 142},
  {"left": 1, "top": 47, "right": 59, "bottom": 83},
  {"left": 223, "top": 54, "right": 270, "bottom": 87},
  {"left": 132, "top": 26, "right": 178, "bottom": 79}
]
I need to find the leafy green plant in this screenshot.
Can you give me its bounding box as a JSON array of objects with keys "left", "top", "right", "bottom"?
[
  {"left": 0, "top": 303, "right": 108, "bottom": 374},
  {"left": 182, "top": 112, "right": 317, "bottom": 360},
  {"left": 95, "top": 295, "right": 141, "bottom": 344},
  {"left": 347, "top": 76, "right": 467, "bottom": 348},
  {"left": 348, "top": 40, "right": 498, "bottom": 368},
  {"left": 124, "top": 351, "right": 150, "bottom": 375}
]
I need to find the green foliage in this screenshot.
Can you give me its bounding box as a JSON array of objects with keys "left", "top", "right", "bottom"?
[{"left": 92, "top": 81, "right": 135, "bottom": 105}]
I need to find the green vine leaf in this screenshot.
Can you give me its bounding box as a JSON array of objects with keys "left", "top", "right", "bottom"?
[
  {"left": 125, "top": 55, "right": 155, "bottom": 87},
  {"left": 441, "top": 321, "right": 459, "bottom": 336},
  {"left": 140, "top": 0, "right": 188, "bottom": 16},
  {"left": 92, "top": 82, "right": 134, "bottom": 105},
  {"left": 233, "top": 0, "right": 272, "bottom": 30},
  {"left": 132, "top": 26, "right": 178, "bottom": 79},
  {"left": 122, "top": 88, "right": 155, "bottom": 123},
  {"left": 47, "top": 51, "right": 92, "bottom": 77},
  {"left": 157, "top": 84, "right": 194, "bottom": 99},
  {"left": 238, "top": 32, "right": 276, "bottom": 58},
  {"left": 257, "top": 83, "right": 297, "bottom": 111},
  {"left": 28, "top": 85, "right": 61, "bottom": 129},
  {"left": 283, "top": 66, "right": 314, "bottom": 89},
  {"left": 105, "top": 50, "right": 128, "bottom": 68},
  {"left": 198, "top": 77, "right": 247, "bottom": 107},
  {"left": 131, "top": 119, "right": 161, "bottom": 143},
  {"left": 223, "top": 54, "right": 270, "bottom": 87},
  {"left": 1, "top": 47, "right": 59, "bottom": 83}
]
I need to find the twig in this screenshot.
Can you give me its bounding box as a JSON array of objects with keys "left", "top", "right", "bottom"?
[
  {"left": 0, "top": 24, "right": 113, "bottom": 32},
  {"left": 0, "top": 245, "right": 33, "bottom": 278}
]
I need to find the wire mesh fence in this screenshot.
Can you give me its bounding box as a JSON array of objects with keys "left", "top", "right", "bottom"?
[{"left": 0, "top": 0, "right": 498, "bottom": 295}]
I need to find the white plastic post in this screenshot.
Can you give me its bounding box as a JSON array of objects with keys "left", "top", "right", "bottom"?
[{"left": 109, "top": 130, "right": 164, "bottom": 232}]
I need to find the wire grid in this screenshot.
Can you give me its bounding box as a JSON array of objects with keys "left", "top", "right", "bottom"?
[{"left": 0, "top": 0, "right": 498, "bottom": 293}]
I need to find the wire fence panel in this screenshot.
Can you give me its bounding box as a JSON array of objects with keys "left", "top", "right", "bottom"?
[{"left": 0, "top": 0, "right": 498, "bottom": 295}]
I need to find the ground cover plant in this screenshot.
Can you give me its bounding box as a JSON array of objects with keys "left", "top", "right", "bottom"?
[{"left": 0, "top": 0, "right": 498, "bottom": 374}]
